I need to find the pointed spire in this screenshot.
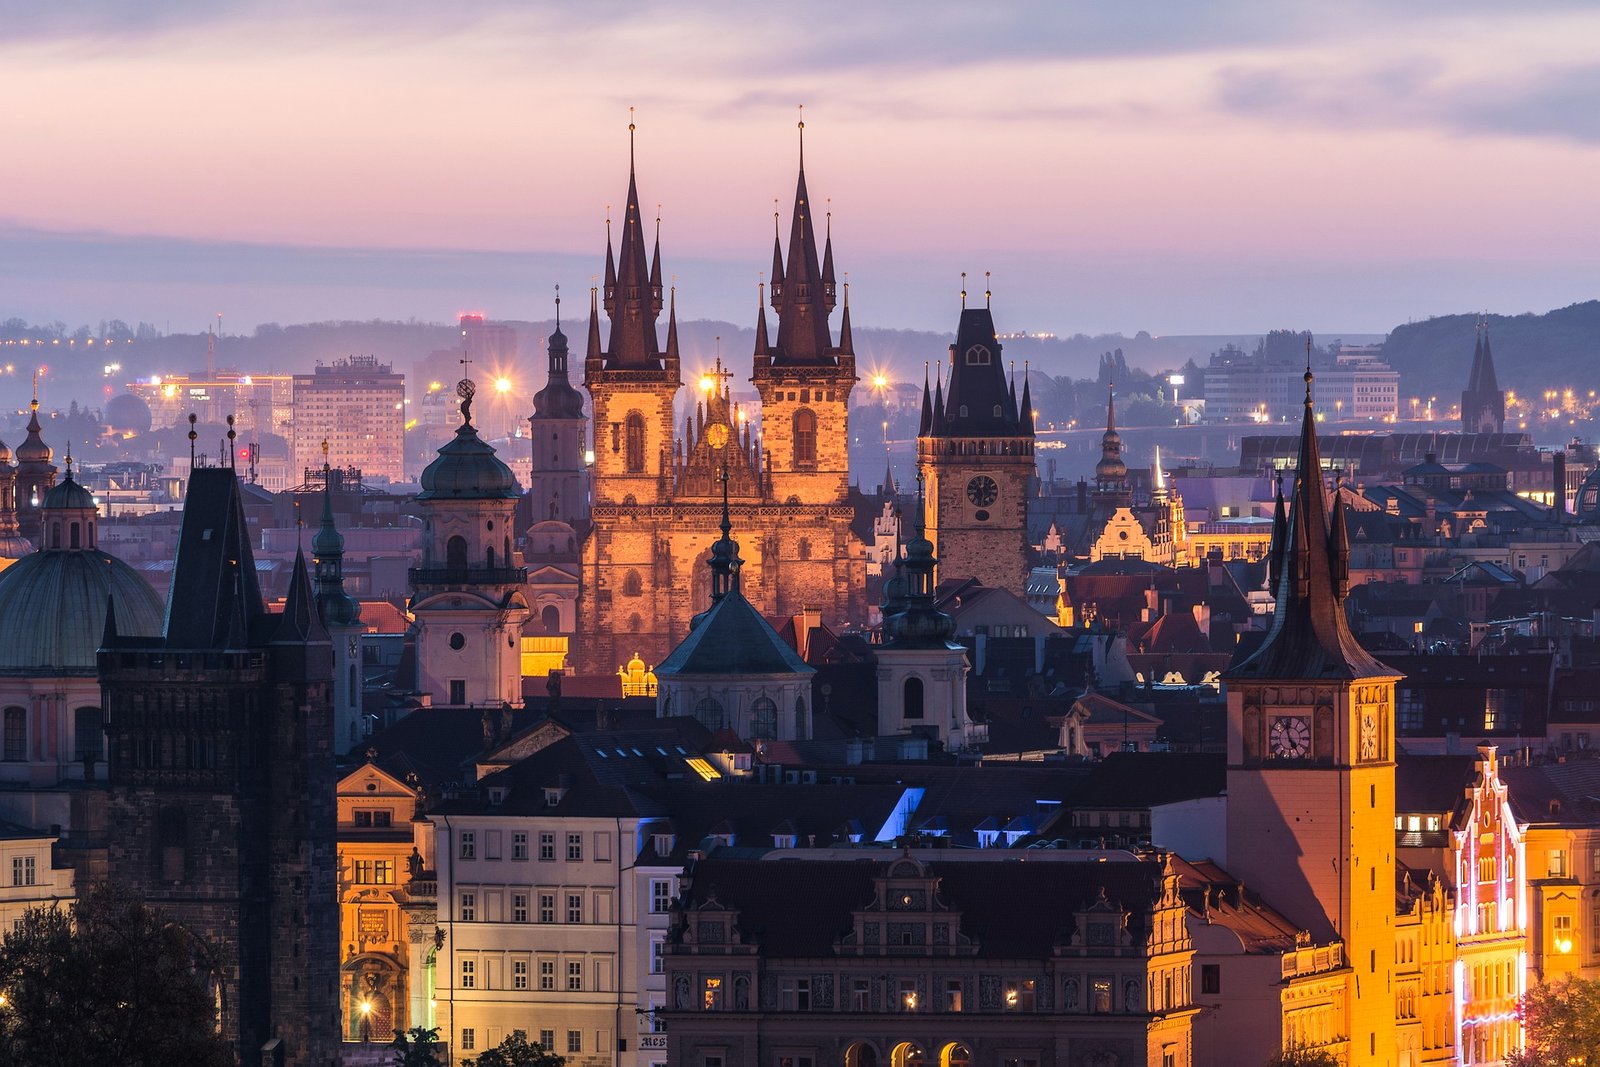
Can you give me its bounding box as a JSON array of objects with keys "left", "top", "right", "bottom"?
[
  {"left": 1019, "top": 364, "right": 1035, "bottom": 437},
  {"left": 1106, "top": 383, "right": 1118, "bottom": 434},
  {"left": 837, "top": 278, "right": 854, "bottom": 355},
  {"left": 650, "top": 209, "right": 664, "bottom": 292},
  {"left": 599, "top": 115, "right": 664, "bottom": 369},
  {"left": 585, "top": 285, "right": 602, "bottom": 368},
  {"left": 821, "top": 207, "right": 837, "bottom": 312},
  {"left": 100, "top": 592, "right": 119, "bottom": 647},
  {"left": 931, "top": 364, "right": 946, "bottom": 435},
  {"left": 768, "top": 116, "right": 837, "bottom": 366},
  {"left": 753, "top": 281, "right": 771, "bottom": 358},
  {"left": 664, "top": 286, "right": 680, "bottom": 362},
  {"left": 603, "top": 213, "right": 617, "bottom": 299},
  {"left": 1329, "top": 468, "right": 1350, "bottom": 598},
  {"left": 919, "top": 363, "right": 933, "bottom": 436},
  {"left": 770, "top": 208, "right": 785, "bottom": 311},
  {"left": 1005, "top": 363, "right": 1019, "bottom": 424},
  {"left": 275, "top": 547, "right": 320, "bottom": 643}
]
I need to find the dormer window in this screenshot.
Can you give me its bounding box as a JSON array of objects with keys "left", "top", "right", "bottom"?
[
  {"left": 488, "top": 787, "right": 507, "bottom": 806},
  {"left": 773, "top": 834, "right": 797, "bottom": 849},
  {"left": 653, "top": 833, "right": 676, "bottom": 856},
  {"left": 544, "top": 786, "right": 566, "bottom": 807}
]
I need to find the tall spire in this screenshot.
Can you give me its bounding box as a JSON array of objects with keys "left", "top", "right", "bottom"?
[
  {"left": 1094, "top": 384, "right": 1127, "bottom": 494},
  {"left": 1019, "top": 363, "right": 1034, "bottom": 437},
  {"left": 766, "top": 112, "right": 837, "bottom": 366},
  {"left": 837, "top": 278, "right": 854, "bottom": 355},
  {"left": 664, "top": 285, "right": 680, "bottom": 363},
  {"left": 584, "top": 285, "right": 602, "bottom": 369},
  {"left": 1267, "top": 471, "right": 1287, "bottom": 594},
  {"left": 1329, "top": 468, "right": 1350, "bottom": 598},
  {"left": 1229, "top": 367, "right": 1390, "bottom": 681},
  {"left": 1462, "top": 317, "right": 1505, "bottom": 433},
  {"left": 599, "top": 114, "right": 664, "bottom": 369},
  {"left": 753, "top": 281, "right": 771, "bottom": 358},
  {"left": 883, "top": 472, "right": 956, "bottom": 649},
  {"left": 312, "top": 451, "right": 361, "bottom": 629},
  {"left": 705, "top": 460, "right": 742, "bottom": 606},
  {"left": 919, "top": 363, "right": 933, "bottom": 436}
]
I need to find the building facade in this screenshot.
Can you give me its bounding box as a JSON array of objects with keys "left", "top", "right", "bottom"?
[{"left": 291, "top": 356, "right": 406, "bottom": 484}]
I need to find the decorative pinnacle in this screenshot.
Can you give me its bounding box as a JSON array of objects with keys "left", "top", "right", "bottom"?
[
  {"left": 64, "top": 441, "right": 73, "bottom": 476},
  {"left": 960, "top": 272, "right": 967, "bottom": 310},
  {"left": 985, "top": 270, "right": 992, "bottom": 308},
  {"left": 321, "top": 438, "right": 330, "bottom": 468},
  {"left": 554, "top": 283, "right": 561, "bottom": 328},
  {"left": 798, "top": 103, "right": 805, "bottom": 166},
  {"left": 628, "top": 106, "right": 636, "bottom": 165}
]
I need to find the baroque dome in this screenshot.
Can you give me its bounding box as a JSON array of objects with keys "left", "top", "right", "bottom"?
[
  {"left": 41, "top": 474, "right": 95, "bottom": 511},
  {"left": 0, "top": 551, "right": 164, "bottom": 674},
  {"left": 418, "top": 415, "right": 521, "bottom": 501}
]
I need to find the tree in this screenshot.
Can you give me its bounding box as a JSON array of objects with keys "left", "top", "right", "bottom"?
[
  {"left": 390, "top": 1025, "right": 448, "bottom": 1067},
  {"left": 464, "top": 1031, "right": 566, "bottom": 1067},
  {"left": 1266, "top": 1049, "right": 1340, "bottom": 1067},
  {"left": 0, "top": 882, "right": 232, "bottom": 1067},
  {"left": 1507, "top": 975, "right": 1600, "bottom": 1066}
]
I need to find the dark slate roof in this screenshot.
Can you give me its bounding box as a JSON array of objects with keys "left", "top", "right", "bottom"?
[
  {"left": 432, "top": 732, "right": 672, "bottom": 820},
  {"left": 655, "top": 589, "right": 814, "bottom": 678},
  {"left": 162, "top": 467, "right": 266, "bottom": 649},
  {"left": 935, "top": 307, "right": 1025, "bottom": 438},
  {"left": 633, "top": 781, "right": 910, "bottom": 864},
  {"left": 363, "top": 705, "right": 543, "bottom": 789},
  {"left": 680, "top": 855, "right": 1167, "bottom": 959},
  {"left": 1072, "top": 752, "right": 1226, "bottom": 809}
]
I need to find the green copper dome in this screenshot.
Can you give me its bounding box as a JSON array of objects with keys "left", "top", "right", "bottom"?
[
  {"left": 418, "top": 420, "right": 521, "bottom": 501},
  {"left": 0, "top": 551, "right": 164, "bottom": 674}
]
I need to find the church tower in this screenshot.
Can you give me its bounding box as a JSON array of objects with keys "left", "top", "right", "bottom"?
[
  {"left": 584, "top": 124, "right": 679, "bottom": 510},
  {"left": 917, "top": 296, "right": 1034, "bottom": 594},
  {"left": 1460, "top": 321, "right": 1505, "bottom": 434},
  {"left": 1093, "top": 385, "right": 1131, "bottom": 508},
  {"left": 876, "top": 481, "right": 974, "bottom": 749},
  {"left": 14, "top": 378, "right": 57, "bottom": 546},
  {"left": 312, "top": 457, "right": 365, "bottom": 754},
  {"left": 410, "top": 379, "right": 529, "bottom": 707},
  {"left": 102, "top": 467, "right": 338, "bottom": 1067},
  {"left": 529, "top": 294, "right": 591, "bottom": 530},
  {"left": 751, "top": 120, "right": 857, "bottom": 506},
  {"left": 1224, "top": 367, "right": 1403, "bottom": 1065}
]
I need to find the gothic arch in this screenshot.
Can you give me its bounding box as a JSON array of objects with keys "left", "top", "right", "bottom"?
[
  {"left": 446, "top": 535, "right": 468, "bottom": 570},
  {"left": 625, "top": 411, "right": 647, "bottom": 473},
  {"left": 623, "top": 570, "right": 643, "bottom": 597}
]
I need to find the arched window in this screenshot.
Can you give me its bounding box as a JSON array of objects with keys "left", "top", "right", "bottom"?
[
  {"left": 540, "top": 605, "right": 561, "bottom": 634},
  {"left": 890, "top": 1044, "right": 925, "bottom": 1067},
  {"left": 793, "top": 409, "right": 818, "bottom": 468},
  {"left": 625, "top": 412, "right": 647, "bottom": 473},
  {"left": 74, "top": 706, "right": 103, "bottom": 763},
  {"left": 50, "top": 523, "right": 61, "bottom": 549},
  {"left": 446, "top": 535, "right": 468, "bottom": 570},
  {"left": 966, "top": 345, "right": 990, "bottom": 365},
  {"left": 793, "top": 696, "right": 807, "bottom": 741},
  {"left": 623, "top": 570, "right": 642, "bottom": 597},
  {"left": 694, "top": 697, "right": 727, "bottom": 733},
  {"left": 904, "top": 677, "right": 925, "bottom": 720},
  {"left": 485, "top": 545, "right": 495, "bottom": 569},
  {"left": 797, "top": 539, "right": 812, "bottom": 560},
  {"left": 3, "top": 707, "right": 25, "bottom": 761},
  {"left": 845, "top": 1045, "right": 879, "bottom": 1067},
  {"left": 628, "top": 613, "right": 642, "bottom": 633},
  {"left": 69, "top": 522, "right": 81, "bottom": 549},
  {"left": 940, "top": 1045, "right": 973, "bottom": 1067},
  {"left": 750, "top": 698, "right": 777, "bottom": 740}
]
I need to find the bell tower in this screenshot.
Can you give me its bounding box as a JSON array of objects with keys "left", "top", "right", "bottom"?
[
  {"left": 751, "top": 117, "right": 856, "bottom": 507},
  {"left": 584, "top": 119, "right": 681, "bottom": 510},
  {"left": 917, "top": 290, "right": 1034, "bottom": 594},
  {"left": 1224, "top": 365, "right": 1402, "bottom": 1064}
]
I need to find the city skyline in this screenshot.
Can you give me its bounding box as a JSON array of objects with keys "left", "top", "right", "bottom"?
[{"left": 3, "top": 2, "right": 1599, "bottom": 336}]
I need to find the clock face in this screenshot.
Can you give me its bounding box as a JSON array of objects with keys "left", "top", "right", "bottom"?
[
  {"left": 966, "top": 476, "right": 999, "bottom": 507},
  {"left": 1360, "top": 710, "right": 1378, "bottom": 760},
  {"left": 1269, "top": 716, "right": 1311, "bottom": 759}
]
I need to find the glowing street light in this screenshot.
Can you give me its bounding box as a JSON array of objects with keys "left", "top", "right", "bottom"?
[
  {"left": 698, "top": 374, "right": 716, "bottom": 394},
  {"left": 494, "top": 377, "right": 512, "bottom": 394}
]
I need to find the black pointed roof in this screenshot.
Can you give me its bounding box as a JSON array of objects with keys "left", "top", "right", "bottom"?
[
  {"left": 600, "top": 140, "right": 664, "bottom": 370},
  {"left": 766, "top": 157, "right": 838, "bottom": 367},
  {"left": 532, "top": 307, "right": 586, "bottom": 421},
  {"left": 934, "top": 307, "right": 1027, "bottom": 437},
  {"left": 1466, "top": 327, "right": 1500, "bottom": 395},
  {"left": 1226, "top": 371, "right": 1396, "bottom": 682},
  {"left": 163, "top": 467, "right": 266, "bottom": 649},
  {"left": 275, "top": 547, "right": 322, "bottom": 644}
]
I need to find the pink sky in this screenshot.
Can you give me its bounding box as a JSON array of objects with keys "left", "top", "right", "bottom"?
[{"left": 3, "top": 2, "right": 1599, "bottom": 335}]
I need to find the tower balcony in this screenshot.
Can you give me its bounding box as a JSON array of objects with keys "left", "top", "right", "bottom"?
[{"left": 408, "top": 566, "right": 527, "bottom": 588}]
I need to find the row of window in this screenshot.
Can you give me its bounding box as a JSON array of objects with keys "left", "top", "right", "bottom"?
[
  {"left": 458, "top": 1027, "right": 588, "bottom": 1055},
  {"left": 687, "top": 972, "right": 1157, "bottom": 1014},
  {"left": 1, "top": 706, "right": 103, "bottom": 763},
  {"left": 459, "top": 955, "right": 602, "bottom": 993},
  {"left": 459, "top": 830, "right": 597, "bottom": 862}
]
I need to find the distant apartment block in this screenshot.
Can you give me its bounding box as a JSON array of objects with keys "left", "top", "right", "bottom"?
[
  {"left": 1203, "top": 343, "right": 1399, "bottom": 424},
  {"left": 292, "top": 356, "right": 406, "bottom": 484}
]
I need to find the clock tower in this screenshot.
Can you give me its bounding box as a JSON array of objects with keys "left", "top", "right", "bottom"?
[
  {"left": 917, "top": 298, "right": 1034, "bottom": 594},
  {"left": 1224, "top": 368, "right": 1403, "bottom": 1064}
]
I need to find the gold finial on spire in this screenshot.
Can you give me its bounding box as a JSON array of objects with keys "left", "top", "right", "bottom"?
[
  {"left": 554, "top": 283, "right": 561, "bottom": 328},
  {"left": 64, "top": 440, "right": 72, "bottom": 477},
  {"left": 960, "top": 271, "right": 967, "bottom": 310},
  {"left": 985, "top": 270, "right": 992, "bottom": 308},
  {"left": 798, "top": 103, "right": 805, "bottom": 166},
  {"left": 30, "top": 371, "right": 37, "bottom": 412}
]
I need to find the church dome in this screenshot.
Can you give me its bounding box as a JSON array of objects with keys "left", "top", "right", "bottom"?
[
  {"left": 41, "top": 474, "right": 94, "bottom": 511},
  {"left": 15, "top": 408, "right": 50, "bottom": 466},
  {"left": 531, "top": 374, "right": 586, "bottom": 421},
  {"left": 418, "top": 420, "right": 521, "bottom": 501},
  {"left": 0, "top": 551, "right": 164, "bottom": 673}
]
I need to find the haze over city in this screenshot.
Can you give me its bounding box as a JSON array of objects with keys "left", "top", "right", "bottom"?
[{"left": 4, "top": 0, "right": 1600, "bottom": 338}]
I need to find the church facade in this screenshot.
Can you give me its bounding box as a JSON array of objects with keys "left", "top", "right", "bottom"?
[{"left": 574, "top": 136, "right": 866, "bottom": 673}]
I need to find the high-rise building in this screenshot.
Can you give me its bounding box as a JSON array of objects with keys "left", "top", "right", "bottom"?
[
  {"left": 1461, "top": 323, "right": 1506, "bottom": 434},
  {"left": 917, "top": 303, "right": 1034, "bottom": 594},
  {"left": 1223, "top": 368, "right": 1403, "bottom": 1064},
  {"left": 101, "top": 467, "right": 338, "bottom": 1067},
  {"left": 291, "top": 356, "right": 406, "bottom": 484}
]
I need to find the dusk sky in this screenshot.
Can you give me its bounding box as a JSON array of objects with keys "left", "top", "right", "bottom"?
[{"left": 4, "top": 1, "right": 1599, "bottom": 337}]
